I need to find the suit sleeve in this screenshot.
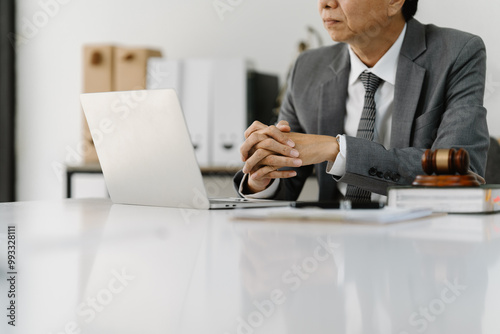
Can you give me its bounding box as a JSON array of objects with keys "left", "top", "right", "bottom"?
[{"left": 336, "top": 36, "right": 489, "bottom": 195}]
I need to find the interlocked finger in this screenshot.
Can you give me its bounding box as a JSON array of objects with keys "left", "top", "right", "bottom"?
[
  {"left": 240, "top": 126, "right": 295, "bottom": 161},
  {"left": 243, "top": 149, "right": 302, "bottom": 174},
  {"left": 249, "top": 166, "right": 297, "bottom": 181}
]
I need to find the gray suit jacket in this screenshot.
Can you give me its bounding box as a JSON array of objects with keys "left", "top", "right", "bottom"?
[{"left": 235, "top": 19, "right": 489, "bottom": 201}]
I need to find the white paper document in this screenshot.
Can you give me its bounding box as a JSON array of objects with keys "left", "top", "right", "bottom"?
[{"left": 232, "top": 207, "right": 434, "bottom": 224}]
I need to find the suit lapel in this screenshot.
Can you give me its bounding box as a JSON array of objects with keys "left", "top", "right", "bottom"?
[
  {"left": 318, "top": 44, "right": 350, "bottom": 137},
  {"left": 391, "top": 19, "right": 427, "bottom": 148}
]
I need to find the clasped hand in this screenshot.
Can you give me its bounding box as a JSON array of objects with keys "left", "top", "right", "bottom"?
[{"left": 240, "top": 121, "right": 339, "bottom": 193}]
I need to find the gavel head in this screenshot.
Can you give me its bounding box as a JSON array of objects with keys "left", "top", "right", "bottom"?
[{"left": 422, "top": 148, "right": 470, "bottom": 175}]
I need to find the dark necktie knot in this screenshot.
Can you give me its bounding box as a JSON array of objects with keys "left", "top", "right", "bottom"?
[{"left": 360, "top": 71, "right": 382, "bottom": 93}]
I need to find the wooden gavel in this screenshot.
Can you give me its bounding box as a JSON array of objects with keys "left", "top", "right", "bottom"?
[
  {"left": 413, "top": 148, "right": 479, "bottom": 187},
  {"left": 421, "top": 148, "right": 469, "bottom": 175}
]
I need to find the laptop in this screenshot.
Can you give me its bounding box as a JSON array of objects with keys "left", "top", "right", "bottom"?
[{"left": 80, "top": 89, "right": 292, "bottom": 209}]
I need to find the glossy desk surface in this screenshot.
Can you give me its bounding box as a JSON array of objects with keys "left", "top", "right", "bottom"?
[{"left": 1, "top": 199, "right": 500, "bottom": 333}]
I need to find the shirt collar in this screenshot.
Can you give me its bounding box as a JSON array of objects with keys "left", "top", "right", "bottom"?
[{"left": 348, "top": 23, "right": 407, "bottom": 86}]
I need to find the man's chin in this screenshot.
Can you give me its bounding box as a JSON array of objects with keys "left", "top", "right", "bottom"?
[
  {"left": 324, "top": 29, "right": 349, "bottom": 43},
  {"left": 328, "top": 33, "right": 346, "bottom": 43}
]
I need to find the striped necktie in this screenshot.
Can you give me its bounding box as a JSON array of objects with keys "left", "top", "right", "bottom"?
[{"left": 345, "top": 71, "right": 382, "bottom": 202}]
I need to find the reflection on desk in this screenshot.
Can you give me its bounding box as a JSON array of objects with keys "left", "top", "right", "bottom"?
[{"left": 1, "top": 199, "right": 500, "bottom": 333}]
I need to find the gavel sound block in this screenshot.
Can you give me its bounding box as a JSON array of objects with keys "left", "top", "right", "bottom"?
[{"left": 412, "top": 148, "right": 480, "bottom": 187}]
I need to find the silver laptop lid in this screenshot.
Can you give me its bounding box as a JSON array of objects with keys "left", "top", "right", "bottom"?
[{"left": 80, "top": 89, "right": 210, "bottom": 209}]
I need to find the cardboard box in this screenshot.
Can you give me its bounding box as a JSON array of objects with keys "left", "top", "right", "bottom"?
[
  {"left": 81, "top": 45, "right": 115, "bottom": 163},
  {"left": 83, "top": 45, "right": 114, "bottom": 93},
  {"left": 114, "top": 47, "right": 162, "bottom": 91},
  {"left": 80, "top": 45, "right": 162, "bottom": 163}
]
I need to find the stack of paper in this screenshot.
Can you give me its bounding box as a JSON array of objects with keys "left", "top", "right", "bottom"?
[{"left": 232, "top": 207, "right": 434, "bottom": 225}]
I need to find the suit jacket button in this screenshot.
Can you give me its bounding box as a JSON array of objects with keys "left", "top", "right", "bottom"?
[
  {"left": 376, "top": 171, "right": 384, "bottom": 178},
  {"left": 369, "top": 167, "right": 377, "bottom": 176},
  {"left": 384, "top": 172, "right": 392, "bottom": 180},
  {"left": 393, "top": 173, "right": 401, "bottom": 182}
]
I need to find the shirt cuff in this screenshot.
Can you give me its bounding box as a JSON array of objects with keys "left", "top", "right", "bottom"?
[
  {"left": 238, "top": 173, "right": 281, "bottom": 199},
  {"left": 326, "top": 134, "right": 347, "bottom": 177}
]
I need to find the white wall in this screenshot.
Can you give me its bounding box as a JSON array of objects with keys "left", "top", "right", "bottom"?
[{"left": 15, "top": 0, "right": 500, "bottom": 201}]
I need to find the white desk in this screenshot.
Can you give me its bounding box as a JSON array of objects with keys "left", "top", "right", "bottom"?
[{"left": 1, "top": 199, "right": 500, "bottom": 333}]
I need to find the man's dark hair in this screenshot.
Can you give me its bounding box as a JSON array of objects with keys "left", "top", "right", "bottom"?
[{"left": 402, "top": 0, "right": 419, "bottom": 21}]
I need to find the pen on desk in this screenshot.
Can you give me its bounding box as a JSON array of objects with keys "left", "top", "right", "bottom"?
[{"left": 291, "top": 201, "right": 385, "bottom": 209}]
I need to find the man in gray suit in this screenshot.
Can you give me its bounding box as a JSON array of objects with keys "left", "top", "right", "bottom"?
[{"left": 235, "top": 0, "right": 489, "bottom": 201}]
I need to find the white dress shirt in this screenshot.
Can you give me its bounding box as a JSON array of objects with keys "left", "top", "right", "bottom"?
[
  {"left": 240, "top": 24, "right": 407, "bottom": 200},
  {"left": 328, "top": 23, "right": 407, "bottom": 202}
]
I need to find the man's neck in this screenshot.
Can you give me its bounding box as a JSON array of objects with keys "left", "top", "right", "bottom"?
[{"left": 349, "top": 16, "right": 406, "bottom": 68}]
